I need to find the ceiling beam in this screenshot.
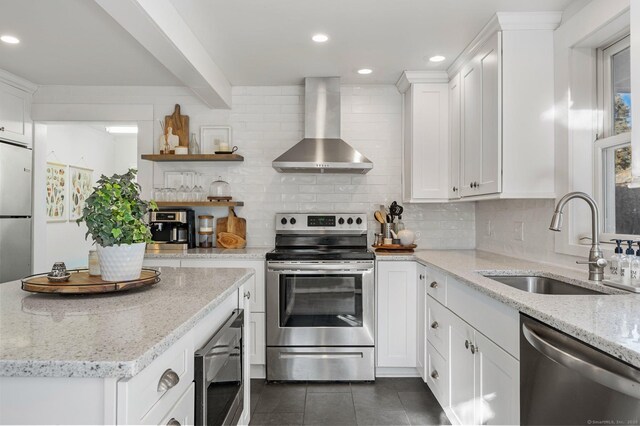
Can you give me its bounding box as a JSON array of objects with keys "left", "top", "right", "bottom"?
[{"left": 95, "top": 0, "right": 232, "bottom": 109}]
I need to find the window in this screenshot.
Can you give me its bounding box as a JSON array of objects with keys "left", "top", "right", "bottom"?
[{"left": 595, "top": 35, "right": 637, "bottom": 239}]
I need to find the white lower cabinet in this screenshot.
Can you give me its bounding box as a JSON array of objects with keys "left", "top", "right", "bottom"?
[
  {"left": 159, "top": 382, "right": 195, "bottom": 426},
  {"left": 416, "top": 264, "right": 520, "bottom": 425},
  {"left": 376, "top": 261, "right": 417, "bottom": 370}
]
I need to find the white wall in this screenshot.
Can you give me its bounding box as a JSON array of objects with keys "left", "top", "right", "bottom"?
[
  {"left": 151, "top": 85, "right": 476, "bottom": 247},
  {"left": 41, "top": 124, "right": 137, "bottom": 270}
]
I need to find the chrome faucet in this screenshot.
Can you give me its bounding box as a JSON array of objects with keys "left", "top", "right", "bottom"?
[{"left": 549, "top": 192, "right": 607, "bottom": 281}]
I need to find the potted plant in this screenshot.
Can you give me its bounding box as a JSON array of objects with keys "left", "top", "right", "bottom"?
[{"left": 77, "top": 169, "right": 156, "bottom": 281}]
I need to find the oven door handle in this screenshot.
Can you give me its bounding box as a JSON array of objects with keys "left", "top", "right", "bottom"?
[
  {"left": 278, "top": 351, "right": 365, "bottom": 360},
  {"left": 268, "top": 263, "right": 373, "bottom": 272}
]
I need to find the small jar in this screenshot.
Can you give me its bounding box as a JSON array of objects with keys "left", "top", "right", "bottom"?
[
  {"left": 199, "top": 215, "right": 214, "bottom": 233},
  {"left": 88, "top": 250, "right": 101, "bottom": 276},
  {"left": 199, "top": 233, "right": 214, "bottom": 248}
]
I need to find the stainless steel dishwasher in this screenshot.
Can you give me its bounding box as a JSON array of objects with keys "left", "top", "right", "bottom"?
[{"left": 520, "top": 314, "right": 640, "bottom": 425}]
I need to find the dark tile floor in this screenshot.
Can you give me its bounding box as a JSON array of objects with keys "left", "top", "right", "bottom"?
[{"left": 249, "top": 378, "right": 451, "bottom": 426}]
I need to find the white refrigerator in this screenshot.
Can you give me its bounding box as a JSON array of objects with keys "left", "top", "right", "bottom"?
[{"left": 0, "top": 140, "right": 32, "bottom": 283}]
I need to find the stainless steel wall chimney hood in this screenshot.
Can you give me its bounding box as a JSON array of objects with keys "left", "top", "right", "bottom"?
[{"left": 272, "top": 77, "right": 373, "bottom": 174}]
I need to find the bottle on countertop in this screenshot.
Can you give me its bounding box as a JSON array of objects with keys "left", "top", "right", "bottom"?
[
  {"left": 632, "top": 241, "right": 640, "bottom": 287},
  {"left": 608, "top": 239, "right": 624, "bottom": 281},
  {"left": 620, "top": 240, "right": 635, "bottom": 286}
]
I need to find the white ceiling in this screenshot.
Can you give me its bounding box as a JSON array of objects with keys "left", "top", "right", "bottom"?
[
  {"left": 170, "top": 0, "right": 583, "bottom": 85},
  {"left": 0, "top": 0, "right": 181, "bottom": 85},
  {"left": 0, "top": 0, "right": 587, "bottom": 87}
]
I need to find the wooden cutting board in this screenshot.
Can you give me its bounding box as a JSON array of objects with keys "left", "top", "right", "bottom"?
[
  {"left": 164, "top": 104, "right": 189, "bottom": 147},
  {"left": 215, "top": 207, "right": 247, "bottom": 248}
]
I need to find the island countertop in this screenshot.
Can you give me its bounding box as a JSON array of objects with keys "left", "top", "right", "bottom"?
[
  {"left": 379, "top": 250, "right": 640, "bottom": 369},
  {"left": 0, "top": 267, "right": 253, "bottom": 378}
]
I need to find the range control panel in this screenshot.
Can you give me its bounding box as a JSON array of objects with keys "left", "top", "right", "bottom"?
[{"left": 275, "top": 213, "right": 368, "bottom": 233}]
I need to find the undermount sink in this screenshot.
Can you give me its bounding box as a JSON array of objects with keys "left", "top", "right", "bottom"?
[{"left": 483, "top": 274, "right": 607, "bottom": 295}]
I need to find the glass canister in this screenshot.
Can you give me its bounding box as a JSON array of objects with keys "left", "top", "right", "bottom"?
[
  {"left": 199, "top": 233, "right": 214, "bottom": 248},
  {"left": 199, "top": 215, "right": 214, "bottom": 233},
  {"left": 208, "top": 176, "right": 231, "bottom": 200}
]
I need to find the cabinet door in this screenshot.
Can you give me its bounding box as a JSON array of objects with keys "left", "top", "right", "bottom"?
[
  {"left": 474, "top": 332, "right": 519, "bottom": 425},
  {"left": 476, "top": 32, "right": 501, "bottom": 196},
  {"left": 448, "top": 73, "right": 462, "bottom": 199},
  {"left": 376, "top": 261, "right": 417, "bottom": 368},
  {"left": 0, "top": 83, "right": 31, "bottom": 146},
  {"left": 448, "top": 313, "right": 476, "bottom": 425},
  {"left": 416, "top": 265, "right": 428, "bottom": 380},
  {"left": 460, "top": 57, "right": 481, "bottom": 197},
  {"left": 249, "top": 312, "right": 266, "bottom": 365}
]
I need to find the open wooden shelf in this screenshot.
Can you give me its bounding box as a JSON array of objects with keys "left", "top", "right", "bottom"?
[
  {"left": 155, "top": 201, "right": 244, "bottom": 208},
  {"left": 141, "top": 154, "right": 244, "bottom": 162}
]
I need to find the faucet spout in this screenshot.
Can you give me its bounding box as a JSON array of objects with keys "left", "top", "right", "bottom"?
[{"left": 550, "top": 192, "right": 605, "bottom": 281}]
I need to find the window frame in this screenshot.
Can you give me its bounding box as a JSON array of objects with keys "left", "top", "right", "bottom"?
[{"left": 594, "top": 34, "right": 634, "bottom": 243}]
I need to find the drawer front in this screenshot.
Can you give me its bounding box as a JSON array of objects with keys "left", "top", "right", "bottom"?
[
  {"left": 118, "top": 334, "right": 194, "bottom": 425},
  {"left": 426, "top": 295, "right": 450, "bottom": 358},
  {"left": 425, "top": 267, "right": 447, "bottom": 305},
  {"left": 447, "top": 276, "right": 519, "bottom": 358},
  {"left": 426, "top": 342, "right": 449, "bottom": 407},
  {"left": 158, "top": 382, "right": 195, "bottom": 426}
]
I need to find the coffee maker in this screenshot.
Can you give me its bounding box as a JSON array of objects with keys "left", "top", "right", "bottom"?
[{"left": 148, "top": 209, "right": 196, "bottom": 251}]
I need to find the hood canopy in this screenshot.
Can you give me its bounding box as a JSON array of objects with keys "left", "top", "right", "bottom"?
[{"left": 272, "top": 77, "right": 373, "bottom": 174}]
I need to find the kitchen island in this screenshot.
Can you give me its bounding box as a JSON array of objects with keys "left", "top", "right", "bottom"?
[{"left": 0, "top": 266, "right": 254, "bottom": 424}]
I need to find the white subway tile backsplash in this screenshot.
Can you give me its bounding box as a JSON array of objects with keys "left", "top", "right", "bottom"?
[{"left": 150, "top": 85, "right": 475, "bottom": 247}]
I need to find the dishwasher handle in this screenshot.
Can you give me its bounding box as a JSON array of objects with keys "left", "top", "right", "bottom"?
[{"left": 522, "top": 322, "right": 640, "bottom": 399}]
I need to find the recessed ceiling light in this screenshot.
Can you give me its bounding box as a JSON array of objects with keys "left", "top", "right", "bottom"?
[
  {"left": 312, "top": 34, "right": 329, "bottom": 43},
  {"left": 429, "top": 55, "right": 446, "bottom": 63},
  {"left": 105, "top": 126, "right": 138, "bottom": 134},
  {"left": 0, "top": 35, "right": 20, "bottom": 44},
  {"left": 357, "top": 68, "right": 373, "bottom": 75}
]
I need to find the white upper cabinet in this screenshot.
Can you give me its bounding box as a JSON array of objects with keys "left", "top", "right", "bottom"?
[
  {"left": 448, "top": 73, "right": 462, "bottom": 199},
  {"left": 0, "top": 70, "right": 36, "bottom": 147},
  {"left": 397, "top": 72, "right": 450, "bottom": 202}
]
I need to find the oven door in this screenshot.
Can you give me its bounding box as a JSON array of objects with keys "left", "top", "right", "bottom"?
[{"left": 266, "top": 261, "right": 374, "bottom": 347}]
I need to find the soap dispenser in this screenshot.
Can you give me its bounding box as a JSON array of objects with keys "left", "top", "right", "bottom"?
[
  {"left": 632, "top": 241, "right": 640, "bottom": 287},
  {"left": 608, "top": 239, "right": 624, "bottom": 281},
  {"left": 620, "top": 240, "right": 635, "bottom": 285}
]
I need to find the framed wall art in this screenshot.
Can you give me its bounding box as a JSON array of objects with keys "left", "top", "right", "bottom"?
[
  {"left": 200, "top": 126, "right": 232, "bottom": 154},
  {"left": 69, "top": 166, "right": 94, "bottom": 221},
  {"left": 46, "top": 162, "right": 68, "bottom": 222}
]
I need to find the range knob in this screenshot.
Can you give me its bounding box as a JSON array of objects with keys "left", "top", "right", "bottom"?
[
  {"left": 347, "top": 217, "right": 354, "bottom": 225},
  {"left": 338, "top": 217, "right": 345, "bottom": 225},
  {"left": 356, "top": 217, "right": 363, "bottom": 225},
  {"left": 290, "top": 217, "right": 296, "bottom": 225},
  {"left": 281, "top": 217, "right": 287, "bottom": 225}
]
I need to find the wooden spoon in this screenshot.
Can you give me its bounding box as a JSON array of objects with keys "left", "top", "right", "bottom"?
[{"left": 374, "top": 210, "right": 386, "bottom": 224}]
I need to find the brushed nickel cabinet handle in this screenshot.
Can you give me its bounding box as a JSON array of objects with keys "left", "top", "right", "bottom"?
[
  {"left": 157, "top": 368, "right": 180, "bottom": 392},
  {"left": 431, "top": 321, "right": 439, "bottom": 329},
  {"left": 430, "top": 281, "right": 439, "bottom": 289},
  {"left": 419, "top": 274, "right": 425, "bottom": 280},
  {"left": 167, "top": 419, "right": 181, "bottom": 426},
  {"left": 0, "top": 127, "right": 4, "bottom": 132},
  {"left": 431, "top": 370, "right": 439, "bottom": 380},
  {"left": 465, "top": 340, "right": 470, "bottom": 349},
  {"left": 471, "top": 343, "right": 478, "bottom": 354},
  {"left": 244, "top": 290, "right": 251, "bottom": 299}
]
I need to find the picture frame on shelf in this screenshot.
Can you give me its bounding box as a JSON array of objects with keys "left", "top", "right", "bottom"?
[
  {"left": 46, "top": 162, "right": 68, "bottom": 222},
  {"left": 69, "top": 165, "right": 94, "bottom": 221},
  {"left": 200, "top": 126, "right": 232, "bottom": 154}
]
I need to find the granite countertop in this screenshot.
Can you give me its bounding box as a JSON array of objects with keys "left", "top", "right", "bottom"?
[
  {"left": 0, "top": 267, "right": 253, "bottom": 378},
  {"left": 379, "top": 250, "right": 640, "bottom": 369},
  {"left": 144, "top": 246, "right": 272, "bottom": 259}
]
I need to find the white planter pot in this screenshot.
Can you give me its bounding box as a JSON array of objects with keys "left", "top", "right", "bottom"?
[{"left": 96, "top": 242, "right": 146, "bottom": 282}]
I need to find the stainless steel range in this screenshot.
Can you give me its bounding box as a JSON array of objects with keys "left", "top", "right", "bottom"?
[{"left": 266, "top": 213, "right": 375, "bottom": 381}]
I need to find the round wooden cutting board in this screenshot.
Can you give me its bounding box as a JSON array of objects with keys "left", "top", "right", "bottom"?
[{"left": 21, "top": 269, "right": 161, "bottom": 295}]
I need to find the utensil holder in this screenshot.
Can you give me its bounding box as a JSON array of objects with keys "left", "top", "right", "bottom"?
[{"left": 381, "top": 223, "right": 393, "bottom": 239}]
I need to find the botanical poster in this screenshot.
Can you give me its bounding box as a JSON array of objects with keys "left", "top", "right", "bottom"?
[
  {"left": 46, "top": 162, "right": 67, "bottom": 222},
  {"left": 69, "top": 166, "right": 93, "bottom": 220}
]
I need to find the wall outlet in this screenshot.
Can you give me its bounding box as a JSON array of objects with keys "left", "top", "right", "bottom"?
[{"left": 513, "top": 221, "right": 524, "bottom": 241}]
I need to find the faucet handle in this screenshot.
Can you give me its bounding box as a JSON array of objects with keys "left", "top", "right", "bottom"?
[{"left": 576, "top": 258, "right": 608, "bottom": 268}]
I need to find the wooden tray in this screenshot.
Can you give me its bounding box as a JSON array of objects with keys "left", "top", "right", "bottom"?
[
  {"left": 21, "top": 269, "right": 161, "bottom": 295},
  {"left": 372, "top": 244, "right": 417, "bottom": 253}
]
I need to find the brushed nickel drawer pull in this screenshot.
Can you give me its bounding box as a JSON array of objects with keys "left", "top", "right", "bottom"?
[
  {"left": 157, "top": 368, "right": 180, "bottom": 392},
  {"left": 431, "top": 370, "right": 439, "bottom": 380},
  {"left": 244, "top": 290, "right": 251, "bottom": 299},
  {"left": 431, "top": 321, "right": 439, "bottom": 329},
  {"left": 167, "top": 418, "right": 181, "bottom": 426},
  {"left": 430, "top": 281, "right": 439, "bottom": 289}
]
